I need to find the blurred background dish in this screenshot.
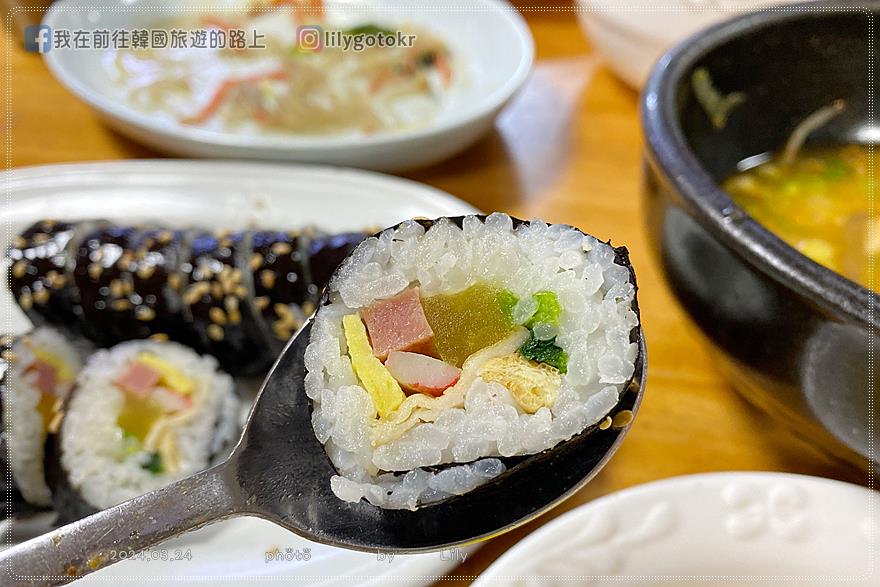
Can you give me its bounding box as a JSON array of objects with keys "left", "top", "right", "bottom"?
[
  {"left": 42, "top": 0, "right": 534, "bottom": 172},
  {"left": 576, "top": 0, "right": 792, "bottom": 88},
  {"left": 641, "top": 2, "right": 876, "bottom": 466},
  {"left": 472, "top": 472, "right": 875, "bottom": 583}
]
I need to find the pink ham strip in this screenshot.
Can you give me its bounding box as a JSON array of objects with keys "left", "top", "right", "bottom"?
[
  {"left": 27, "top": 361, "right": 58, "bottom": 396},
  {"left": 114, "top": 361, "right": 162, "bottom": 397},
  {"left": 360, "top": 287, "right": 435, "bottom": 361}
]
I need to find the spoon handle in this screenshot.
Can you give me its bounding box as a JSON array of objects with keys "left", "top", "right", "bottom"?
[{"left": 1, "top": 462, "right": 241, "bottom": 586}]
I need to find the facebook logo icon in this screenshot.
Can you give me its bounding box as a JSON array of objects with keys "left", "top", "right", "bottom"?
[{"left": 24, "top": 25, "right": 53, "bottom": 54}]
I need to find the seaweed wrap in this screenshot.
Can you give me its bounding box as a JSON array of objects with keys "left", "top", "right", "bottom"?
[
  {"left": 126, "top": 228, "right": 194, "bottom": 345},
  {"left": 0, "top": 328, "right": 82, "bottom": 511},
  {"left": 181, "top": 230, "right": 274, "bottom": 376},
  {"left": 47, "top": 340, "right": 240, "bottom": 522},
  {"left": 305, "top": 214, "right": 641, "bottom": 510},
  {"left": 71, "top": 223, "right": 145, "bottom": 345},
  {"left": 250, "top": 229, "right": 315, "bottom": 346},
  {"left": 8, "top": 220, "right": 79, "bottom": 333},
  {"left": 307, "top": 231, "right": 368, "bottom": 300}
]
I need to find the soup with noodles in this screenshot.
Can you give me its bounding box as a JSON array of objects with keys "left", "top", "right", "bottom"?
[{"left": 723, "top": 144, "right": 874, "bottom": 289}]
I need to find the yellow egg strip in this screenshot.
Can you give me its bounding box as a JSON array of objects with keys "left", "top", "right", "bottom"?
[
  {"left": 342, "top": 314, "right": 405, "bottom": 419},
  {"left": 136, "top": 352, "right": 194, "bottom": 395}
]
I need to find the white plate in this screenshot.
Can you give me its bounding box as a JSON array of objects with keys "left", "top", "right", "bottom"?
[
  {"left": 575, "top": 1, "right": 795, "bottom": 88},
  {"left": 474, "top": 472, "right": 878, "bottom": 585},
  {"left": 1, "top": 160, "right": 479, "bottom": 585},
  {"left": 42, "top": 0, "right": 534, "bottom": 172}
]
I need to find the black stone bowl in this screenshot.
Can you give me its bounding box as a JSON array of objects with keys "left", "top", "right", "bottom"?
[{"left": 641, "top": 1, "right": 877, "bottom": 465}]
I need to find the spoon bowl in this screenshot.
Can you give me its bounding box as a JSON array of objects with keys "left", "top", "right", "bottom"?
[
  {"left": 0, "top": 216, "right": 646, "bottom": 585},
  {"left": 236, "top": 322, "right": 646, "bottom": 552}
]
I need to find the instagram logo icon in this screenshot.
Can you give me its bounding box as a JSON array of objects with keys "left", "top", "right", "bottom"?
[{"left": 296, "top": 25, "right": 324, "bottom": 52}]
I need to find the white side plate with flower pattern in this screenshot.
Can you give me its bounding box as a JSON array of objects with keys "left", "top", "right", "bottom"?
[{"left": 474, "top": 472, "right": 877, "bottom": 585}]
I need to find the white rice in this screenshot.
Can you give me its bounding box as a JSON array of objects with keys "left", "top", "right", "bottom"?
[
  {"left": 305, "top": 213, "right": 639, "bottom": 510},
  {"left": 3, "top": 327, "right": 82, "bottom": 507},
  {"left": 60, "top": 340, "right": 239, "bottom": 510}
]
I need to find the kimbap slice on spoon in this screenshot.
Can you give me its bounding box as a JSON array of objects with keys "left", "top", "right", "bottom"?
[
  {"left": 305, "top": 213, "right": 640, "bottom": 510},
  {"left": 48, "top": 340, "right": 240, "bottom": 522}
]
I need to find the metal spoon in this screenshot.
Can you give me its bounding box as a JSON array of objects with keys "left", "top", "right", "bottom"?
[{"left": 0, "top": 220, "right": 647, "bottom": 586}]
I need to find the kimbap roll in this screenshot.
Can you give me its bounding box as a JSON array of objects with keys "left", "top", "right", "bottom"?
[
  {"left": 49, "top": 340, "right": 239, "bottom": 521},
  {"left": 8, "top": 219, "right": 367, "bottom": 375},
  {"left": 305, "top": 214, "right": 641, "bottom": 510},
  {"left": 1, "top": 327, "right": 82, "bottom": 509}
]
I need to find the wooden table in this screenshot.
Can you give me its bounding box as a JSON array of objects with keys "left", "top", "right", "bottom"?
[{"left": 2, "top": 5, "right": 868, "bottom": 585}]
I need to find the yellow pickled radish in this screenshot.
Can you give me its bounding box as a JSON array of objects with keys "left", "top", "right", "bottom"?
[
  {"left": 117, "top": 394, "right": 165, "bottom": 442},
  {"left": 135, "top": 353, "right": 194, "bottom": 395},
  {"left": 342, "top": 314, "right": 405, "bottom": 418},
  {"left": 36, "top": 393, "right": 57, "bottom": 429},
  {"left": 422, "top": 283, "right": 514, "bottom": 367}
]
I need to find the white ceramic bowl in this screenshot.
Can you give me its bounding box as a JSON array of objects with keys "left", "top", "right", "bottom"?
[
  {"left": 42, "top": 0, "right": 534, "bottom": 172},
  {"left": 575, "top": 1, "right": 794, "bottom": 88},
  {"left": 474, "top": 472, "right": 878, "bottom": 584}
]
